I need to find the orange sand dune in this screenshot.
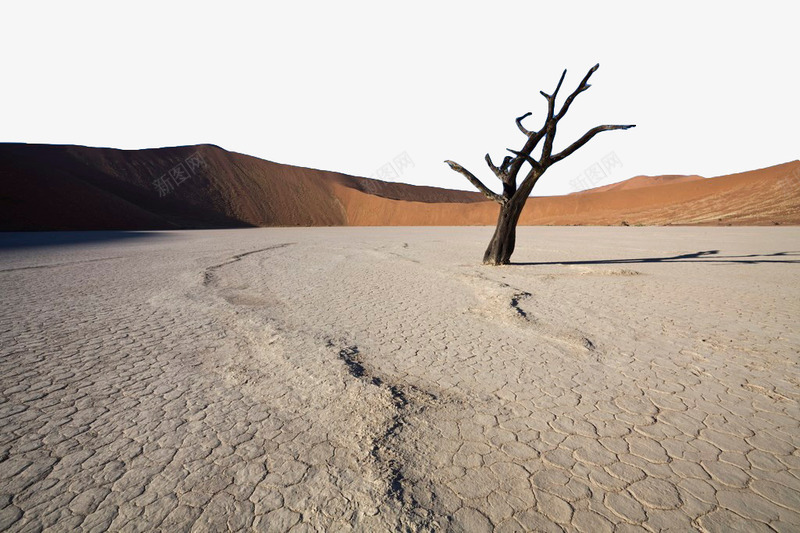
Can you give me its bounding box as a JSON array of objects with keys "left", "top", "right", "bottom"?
[
  {"left": 336, "top": 161, "right": 800, "bottom": 226},
  {"left": 572, "top": 174, "right": 705, "bottom": 194},
  {"left": 1, "top": 143, "right": 797, "bottom": 230}
]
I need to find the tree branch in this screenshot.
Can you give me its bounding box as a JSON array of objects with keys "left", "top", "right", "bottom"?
[
  {"left": 485, "top": 153, "right": 504, "bottom": 180},
  {"left": 549, "top": 124, "right": 635, "bottom": 165},
  {"left": 506, "top": 74, "right": 569, "bottom": 180},
  {"left": 506, "top": 128, "right": 547, "bottom": 181},
  {"left": 537, "top": 69, "right": 569, "bottom": 162},
  {"left": 540, "top": 69, "right": 567, "bottom": 120},
  {"left": 555, "top": 63, "right": 599, "bottom": 121},
  {"left": 506, "top": 149, "right": 542, "bottom": 173},
  {"left": 506, "top": 150, "right": 544, "bottom": 202},
  {"left": 540, "top": 126, "right": 557, "bottom": 162},
  {"left": 515, "top": 112, "right": 533, "bottom": 136},
  {"left": 444, "top": 160, "right": 505, "bottom": 203}
]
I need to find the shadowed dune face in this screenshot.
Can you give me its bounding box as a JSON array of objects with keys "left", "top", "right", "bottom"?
[
  {"left": 0, "top": 144, "right": 348, "bottom": 230},
  {"left": 1, "top": 143, "right": 798, "bottom": 230}
]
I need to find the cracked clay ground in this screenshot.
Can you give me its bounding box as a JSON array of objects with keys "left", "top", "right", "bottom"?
[{"left": 1, "top": 226, "right": 799, "bottom": 532}]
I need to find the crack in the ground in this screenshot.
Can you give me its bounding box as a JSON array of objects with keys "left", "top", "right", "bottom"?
[
  {"left": 202, "top": 243, "right": 295, "bottom": 286},
  {"left": 337, "top": 344, "right": 433, "bottom": 526},
  {"left": 465, "top": 271, "right": 601, "bottom": 357},
  {"left": 510, "top": 291, "right": 532, "bottom": 319}
]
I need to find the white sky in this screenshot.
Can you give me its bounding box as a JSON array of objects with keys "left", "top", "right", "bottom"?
[{"left": 2, "top": 1, "right": 797, "bottom": 196}]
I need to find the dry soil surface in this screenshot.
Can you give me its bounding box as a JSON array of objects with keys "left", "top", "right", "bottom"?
[{"left": 1, "top": 227, "right": 798, "bottom": 532}]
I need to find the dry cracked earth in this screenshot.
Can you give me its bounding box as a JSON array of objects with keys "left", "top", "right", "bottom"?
[{"left": 1, "top": 226, "right": 799, "bottom": 532}]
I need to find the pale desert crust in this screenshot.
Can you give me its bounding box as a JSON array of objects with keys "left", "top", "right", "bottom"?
[{"left": 1, "top": 226, "right": 798, "bottom": 531}]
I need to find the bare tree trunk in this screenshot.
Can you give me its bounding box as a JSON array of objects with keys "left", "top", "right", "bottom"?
[
  {"left": 446, "top": 64, "right": 634, "bottom": 265},
  {"left": 483, "top": 199, "right": 525, "bottom": 265}
]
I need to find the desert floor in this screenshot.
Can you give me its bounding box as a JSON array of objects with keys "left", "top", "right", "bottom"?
[{"left": 1, "top": 226, "right": 798, "bottom": 532}]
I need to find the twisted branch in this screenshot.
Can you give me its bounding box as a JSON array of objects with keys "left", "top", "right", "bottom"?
[
  {"left": 515, "top": 112, "right": 533, "bottom": 136},
  {"left": 444, "top": 160, "right": 504, "bottom": 204},
  {"left": 555, "top": 63, "right": 598, "bottom": 121},
  {"left": 506, "top": 149, "right": 542, "bottom": 173},
  {"left": 485, "top": 153, "right": 504, "bottom": 179},
  {"left": 550, "top": 124, "right": 635, "bottom": 165}
]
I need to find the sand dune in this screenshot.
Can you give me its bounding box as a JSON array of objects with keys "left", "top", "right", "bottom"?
[
  {"left": 0, "top": 144, "right": 347, "bottom": 230},
  {"left": 336, "top": 161, "right": 800, "bottom": 226},
  {"left": 1, "top": 143, "right": 797, "bottom": 230},
  {"left": 571, "top": 174, "right": 705, "bottom": 194}
]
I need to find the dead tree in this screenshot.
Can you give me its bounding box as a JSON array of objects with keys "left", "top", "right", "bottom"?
[{"left": 445, "top": 64, "right": 634, "bottom": 265}]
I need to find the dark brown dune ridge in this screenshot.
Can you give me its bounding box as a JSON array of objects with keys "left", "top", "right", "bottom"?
[{"left": 0, "top": 143, "right": 797, "bottom": 230}]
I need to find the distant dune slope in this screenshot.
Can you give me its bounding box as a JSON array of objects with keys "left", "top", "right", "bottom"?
[
  {"left": 523, "top": 161, "right": 800, "bottom": 226},
  {"left": 327, "top": 161, "right": 800, "bottom": 226},
  {"left": 571, "top": 174, "right": 705, "bottom": 194},
  {"left": 1, "top": 143, "right": 797, "bottom": 230}
]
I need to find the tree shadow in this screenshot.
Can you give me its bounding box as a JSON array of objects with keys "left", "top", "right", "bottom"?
[{"left": 513, "top": 250, "right": 800, "bottom": 266}]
